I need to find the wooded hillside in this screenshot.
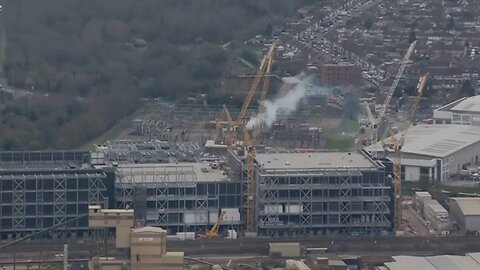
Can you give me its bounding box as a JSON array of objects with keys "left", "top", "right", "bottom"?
[{"left": 1, "top": 0, "right": 315, "bottom": 150}]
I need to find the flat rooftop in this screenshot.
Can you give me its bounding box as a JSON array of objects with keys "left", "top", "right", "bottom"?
[
  {"left": 450, "top": 197, "right": 480, "bottom": 216},
  {"left": 116, "top": 162, "right": 229, "bottom": 183},
  {"left": 365, "top": 124, "right": 480, "bottom": 158},
  {"left": 255, "top": 151, "right": 378, "bottom": 170},
  {"left": 0, "top": 150, "right": 90, "bottom": 169},
  {"left": 426, "top": 200, "right": 448, "bottom": 214}
]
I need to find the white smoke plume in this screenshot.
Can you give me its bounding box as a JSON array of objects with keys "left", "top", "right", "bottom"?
[{"left": 247, "top": 76, "right": 308, "bottom": 129}]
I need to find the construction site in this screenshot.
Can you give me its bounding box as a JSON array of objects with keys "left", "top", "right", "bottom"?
[{"left": 2, "top": 39, "right": 480, "bottom": 270}]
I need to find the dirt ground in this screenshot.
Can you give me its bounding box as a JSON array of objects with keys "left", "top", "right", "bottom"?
[
  {"left": 110, "top": 102, "right": 347, "bottom": 151},
  {"left": 402, "top": 207, "right": 431, "bottom": 236}
]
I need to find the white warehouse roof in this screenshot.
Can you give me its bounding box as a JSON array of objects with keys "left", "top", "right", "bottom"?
[
  {"left": 450, "top": 197, "right": 480, "bottom": 216},
  {"left": 468, "top": 253, "right": 480, "bottom": 265},
  {"left": 386, "top": 255, "right": 480, "bottom": 270},
  {"left": 427, "top": 255, "right": 480, "bottom": 270},
  {"left": 385, "top": 256, "right": 437, "bottom": 270},
  {"left": 441, "top": 95, "right": 480, "bottom": 113},
  {"left": 365, "top": 124, "right": 480, "bottom": 158}
]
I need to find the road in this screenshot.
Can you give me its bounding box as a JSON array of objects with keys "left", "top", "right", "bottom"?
[
  {"left": 403, "top": 207, "right": 431, "bottom": 236},
  {"left": 280, "top": 0, "right": 384, "bottom": 85},
  {"left": 167, "top": 235, "right": 480, "bottom": 256},
  {"left": 3, "top": 235, "right": 480, "bottom": 262}
]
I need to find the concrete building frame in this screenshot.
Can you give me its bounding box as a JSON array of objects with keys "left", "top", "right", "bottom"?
[
  {"left": 254, "top": 166, "right": 392, "bottom": 237},
  {"left": 114, "top": 164, "right": 243, "bottom": 234},
  {"left": 0, "top": 168, "right": 109, "bottom": 240}
]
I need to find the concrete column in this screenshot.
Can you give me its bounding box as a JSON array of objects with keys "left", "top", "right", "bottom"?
[{"left": 63, "top": 244, "right": 68, "bottom": 270}]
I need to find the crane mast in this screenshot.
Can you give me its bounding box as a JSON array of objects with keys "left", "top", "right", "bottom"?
[
  {"left": 223, "top": 41, "right": 278, "bottom": 233},
  {"left": 224, "top": 41, "right": 278, "bottom": 146},
  {"left": 244, "top": 47, "right": 276, "bottom": 233},
  {"left": 370, "top": 41, "right": 416, "bottom": 144},
  {"left": 384, "top": 74, "right": 428, "bottom": 232},
  {"left": 237, "top": 42, "right": 278, "bottom": 122}
]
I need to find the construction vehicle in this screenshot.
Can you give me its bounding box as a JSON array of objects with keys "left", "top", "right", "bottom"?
[
  {"left": 382, "top": 74, "right": 429, "bottom": 232},
  {"left": 368, "top": 41, "right": 417, "bottom": 145},
  {"left": 198, "top": 211, "right": 226, "bottom": 238}
]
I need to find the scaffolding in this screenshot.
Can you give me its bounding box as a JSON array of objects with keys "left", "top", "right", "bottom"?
[
  {"left": 102, "top": 140, "right": 200, "bottom": 164},
  {"left": 115, "top": 164, "right": 242, "bottom": 234},
  {"left": 227, "top": 150, "right": 393, "bottom": 237},
  {"left": 0, "top": 150, "right": 90, "bottom": 168},
  {"left": 0, "top": 169, "right": 109, "bottom": 240},
  {"left": 255, "top": 166, "right": 392, "bottom": 237}
]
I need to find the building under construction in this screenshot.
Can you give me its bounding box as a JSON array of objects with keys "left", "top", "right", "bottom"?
[
  {"left": 0, "top": 147, "right": 393, "bottom": 239},
  {"left": 229, "top": 149, "right": 393, "bottom": 237},
  {"left": 114, "top": 162, "right": 243, "bottom": 234},
  {"left": 0, "top": 151, "right": 113, "bottom": 240}
]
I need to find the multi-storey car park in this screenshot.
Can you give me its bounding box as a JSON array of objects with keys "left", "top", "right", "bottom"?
[{"left": 0, "top": 144, "right": 394, "bottom": 239}]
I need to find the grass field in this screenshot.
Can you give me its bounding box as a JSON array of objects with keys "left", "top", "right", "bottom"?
[
  {"left": 337, "top": 119, "right": 360, "bottom": 134},
  {"left": 325, "top": 119, "right": 359, "bottom": 150},
  {"left": 325, "top": 137, "right": 353, "bottom": 149}
]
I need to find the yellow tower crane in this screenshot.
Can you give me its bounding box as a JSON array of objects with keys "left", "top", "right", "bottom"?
[
  {"left": 382, "top": 74, "right": 429, "bottom": 232},
  {"left": 223, "top": 41, "right": 278, "bottom": 147},
  {"left": 223, "top": 41, "right": 278, "bottom": 233},
  {"left": 242, "top": 42, "right": 276, "bottom": 233}
]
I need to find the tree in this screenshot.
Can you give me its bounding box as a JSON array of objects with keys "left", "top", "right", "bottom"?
[
  {"left": 446, "top": 15, "right": 455, "bottom": 29},
  {"left": 403, "top": 84, "right": 417, "bottom": 96},
  {"left": 240, "top": 49, "right": 260, "bottom": 66},
  {"left": 419, "top": 177, "right": 431, "bottom": 191},
  {"left": 364, "top": 17, "right": 374, "bottom": 31},
  {"left": 423, "top": 77, "right": 435, "bottom": 98},
  {"left": 345, "top": 18, "right": 355, "bottom": 29},
  {"left": 461, "top": 80, "right": 475, "bottom": 97},
  {"left": 1, "top": 0, "right": 316, "bottom": 150},
  {"left": 264, "top": 23, "right": 273, "bottom": 36},
  {"left": 408, "top": 29, "right": 417, "bottom": 44}
]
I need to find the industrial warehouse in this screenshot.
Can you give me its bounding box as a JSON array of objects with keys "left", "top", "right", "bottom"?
[{"left": 365, "top": 124, "right": 480, "bottom": 182}]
